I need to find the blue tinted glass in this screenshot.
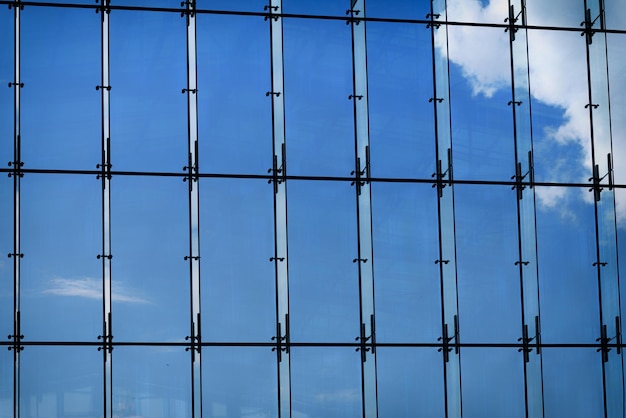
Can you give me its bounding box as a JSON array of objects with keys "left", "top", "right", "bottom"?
[
  {"left": 372, "top": 183, "right": 441, "bottom": 342},
  {"left": 203, "top": 347, "right": 278, "bottom": 417},
  {"left": 377, "top": 348, "right": 445, "bottom": 417},
  {"left": 21, "top": 7, "right": 100, "bottom": 170},
  {"left": 197, "top": 15, "right": 271, "bottom": 175},
  {"left": 21, "top": 174, "right": 101, "bottom": 341},
  {"left": 110, "top": 11, "right": 187, "bottom": 173},
  {"left": 367, "top": 22, "right": 434, "bottom": 179},
  {"left": 20, "top": 347, "right": 102, "bottom": 417},
  {"left": 200, "top": 179, "right": 275, "bottom": 342},
  {"left": 536, "top": 186, "right": 599, "bottom": 343}
]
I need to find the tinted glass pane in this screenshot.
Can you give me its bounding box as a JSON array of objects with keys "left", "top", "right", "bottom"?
[
  {"left": 372, "top": 183, "right": 440, "bottom": 342},
  {"left": 0, "top": 6, "right": 12, "bottom": 168},
  {"left": 20, "top": 347, "right": 102, "bottom": 417},
  {"left": 448, "top": 26, "right": 515, "bottom": 181},
  {"left": 283, "top": 18, "right": 354, "bottom": 177},
  {"left": 461, "top": 348, "right": 525, "bottom": 418},
  {"left": 367, "top": 22, "right": 434, "bottom": 179},
  {"left": 525, "top": 0, "right": 586, "bottom": 28},
  {"left": 203, "top": 347, "right": 278, "bottom": 417},
  {"left": 288, "top": 181, "right": 358, "bottom": 342},
  {"left": 542, "top": 348, "right": 604, "bottom": 418},
  {"left": 113, "top": 347, "right": 191, "bottom": 417},
  {"left": 536, "top": 186, "right": 598, "bottom": 343},
  {"left": 0, "top": 179, "right": 12, "bottom": 340},
  {"left": 291, "top": 348, "right": 362, "bottom": 418},
  {"left": 366, "top": 0, "right": 430, "bottom": 19},
  {"left": 528, "top": 29, "right": 591, "bottom": 184},
  {"left": 377, "top": 348, "right": 444, "bottom": 418},
  {"left": 0, "top": 352, "right": 10, "bottom": 418},
  {"left": 21, "top": 174, "right": 101, "bottom": 342},
  {"left": 110, "top": 11, "right": 187, "bottom": 173},
  {"left": 197, "top": 15, "right": 271, "bottom": 175},
  {"left": 200, "top": 179, "right": 275, "bottom": 342},
  {"left": 21, "top": 7, "right": 99, "bottom": 170},
  {"left": 112, "top": 176, "right": 188, "bottom": 342},
  {"left": 455, "top": 185, "right": 520, "bottom": 343},
  {"left": 283, "top": 0, "right": 349, "bottom": 16}
]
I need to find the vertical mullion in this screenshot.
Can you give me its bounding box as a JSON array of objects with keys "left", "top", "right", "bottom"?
[
  {"left": 184, "top": 2, "right": 202, "bottom": 417},
  {"left": 430, "top": 1, "right": 461, "bottom": 417},
  {"left": 350, "top": 1, "right": 377, "bottom": 417},
  {"left": 269, "top": 1, "right": 290, "bottom": 417},
  {"left": 99, "top": 3, "right": 113, "bottom": 418},
  {"left": 508, "top": 1, "right": 544, "bottom": 417},
  {"left": 584, "top": 1, "right": 624, "bottom": 417},
  {"left": 11, "top": 4, "right": 21, "bottom": 418}
]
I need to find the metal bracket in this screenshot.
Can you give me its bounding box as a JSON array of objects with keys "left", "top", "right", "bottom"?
[
  {"left": 181, "top": 0, "right": 196, "bottom": 21},
  {"left": 580, "top": 8, "right": 602, "bottom": 44},
  {"left": 264, "top": 5, "right": 279, "bottom": 21},
  {"left": 512, "top": 150, "right": 534, "bottom": 199},
  {"left": 7, "top": 253, "right": 23, "bottom": 258},
  {"left": 97, "top": 312, "right": 114, "bottom": 353},
  {"left": 97, "top": 254, "right": 113, "bottom": 259},
  {"left": 268, "top": 143, "right": 286, "bottom": 194},
  {"left": 438, "top": 315, "right": 459, "bottom": 362},
  {"left": 596, "top": 322, "right": 619, "bottom": 362},
  {"left": 183, "top": 140, "right": 199, "bottom": 190},
  {"left": 355, "top": 315, "right": 376, "bottom": 362},
  {"left": 351, "top": 146, "right": 370, "bottom": 196},
  {"left": 186, "top": 313, "right": 201, "bottom": 359},
  {"left": 96, "top": 85, "right": 111, "bottom": 91},
  {"left": 7, "top": 82, "right": 24, "bottom": 88},
  {"left": 346, "top": 8, "right": 361, "bottom": 25},
  {"left": 7, "top": 311, "right": 24, "bottom": 352},
  {"left": 8, "top": 1, "right": 24, "bottom": 11},
  {"left": 272, "top": 314, "right": 289, "bottom": 362},
  {"left": 182, "top": 88, "right": 198, "bottom": 94},
  {"left": 432, "top": 148, "right": 453, "bottom": 197},
  {"left": 426, "top": 12, "right": 441, "bottom": 29},
  {"left": 95, "top": 0, "right": 111, "bottom": 16},
  {"left": 184, "top": 255, "right": 200, "bottom": 261},
  {"left": 588, "top": 155, "right": 613, "bottom": 202}
]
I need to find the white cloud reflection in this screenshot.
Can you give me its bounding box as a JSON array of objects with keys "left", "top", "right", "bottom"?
[
  {"left": 442, "top": 0, "right": 626, "bottom": 226},
  {"left": 42, "top": 277, "right": 150, "bottom": 304}
]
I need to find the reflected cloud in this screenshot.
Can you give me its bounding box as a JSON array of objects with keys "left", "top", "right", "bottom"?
[
  {"left": 42, "top": 277, "right": 150, "bottom": 304},
  {"left": 314, "top": 389, "right": 360, "bottom": 402},
  {"left": 442, "top": 0, "right": 626, "bottom": 226}
]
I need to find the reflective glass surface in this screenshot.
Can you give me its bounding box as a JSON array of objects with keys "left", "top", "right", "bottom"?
[
  {"left": 283, "top": 18, "right": 354, "bottom": 177},
  {"left": 377, "top": 348, "right": 444, "bottom": 417},
  {"left": 112, "top": 176, "right": 188, "bottom": 342},
  {"left": 21, "top": 7, "right": 100, "bottom": 171},
  {"left": 455, "top": 185, "right": 520, "bottom": 343},
  {"left": 197, "top": 15, "right": 271, "bottom": 175},
  {"left": 110, "top": 11, "right": 187, "bottom": 173},
  {"left": 290, "top": 348, "right": 362, "bottom": 418},
  {"left": 113, "top": 347, "right": 191, "bottom": 417},
  {"left": 367, "top": 22, "right": 434, "bottom": 179},
  {"left": 200, "top": 179, "right": 275, "bottom": 342},
  {"left": 203, "top": 347, "right": 278, "bottom": 417},
  {"left": 21, "top": 174, "right": 100, "bottom": 342},
  {"left": 536, "top": 186, "right": 599, "bottom": 343},
  {"left": 372, "top": 183, "right": 440, "bottom": 342},
  {"left": 20, "top": 347, "right": 102, "bottom": 418},
  {"left": 288, "top": 180, "right": 358, "bottom": 342}
]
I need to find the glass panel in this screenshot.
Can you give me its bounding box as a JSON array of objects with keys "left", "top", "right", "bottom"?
[
  {"left": 446, "top": 0, "right": 513, "bottom": 24},
  {"left": 202, "top": 347, "right": 278, "bottom": 417},
  {"left": 20, "top": 347, "right": 102, "bottom": 417},
  {"left": 200, "top": 179, "right": 275, "bottom": 342},
  {"left": 21, "top": 7, "right": 100, "bottom": 170},
  {"left": 527, "top": 29, "right": 592, "bottom": 184},
  {"left": 455, "top": 185, "right": 520, "bottom": 343},
  {"left": 110, "top": 11, "right": 187, "bottom": 173},
  {"left": 447, "top": 26, "right": 515, "bottom": 181},
  {"left": 542, "top": 348, "right": 604, "bottom": 418},
  {"left": 112, "top": 176, "right": 188, "bottom": 342},
  {"left": 113, "top": 347, "right": 191, "bottom": 417},
  {"left": 607, "top": 34, "right": 626, "bottom": 182},
  {"left": 0, "top": 178, "right": 12, "bottom": 340},
  {"left": 460, "top": 348, "right": 525, "bottom": 418},
  {"left": 366, "top": 22, "right": 434, "bottom": 179},
  {"left": 535, "top": 186, "right": 599, "bottom": 343},
  {"left": 366, "top": 0, "right": 430, "bottom": 19},
  {"left": 283, "top": 18, "right": 354, "bottom": 177},
  {"left": 288, "top": 180, "right": 358, "bottom": 343},
  {"left": 197, "top": 15, "right": 271, "bottom": 175},
  {"left": 371, "top": 183, "right": 440, "bottom": 343},
  {"left": 605, "top": 0, "right": 626, "bottom": 30},
  {"left": 197, "top": 0, "right": 264, "bottom": 12},
  {"left": 291, "top": 348, "right": 362, "bottom": 418},
  {"left": 376, "top": 348, "right": 444, "bottom": 418},
  {"left": 0, "top": 6, "right": 12, "bottom": 168},
  {"left": 21, "top": 174, "right": 100, "bottom": 342},
  {"left": 283, "top": 0, "right": 349, "bottom": 16},
  {"left": 0, "top": 352, "right": 10, "bottom": 418},
  {"left": 525, "top": 0, "right": 586, "bottom": 28}
]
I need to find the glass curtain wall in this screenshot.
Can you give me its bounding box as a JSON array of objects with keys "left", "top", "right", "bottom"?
[{"left": 1, "top": 0, "right": 625, "bottom": 417}]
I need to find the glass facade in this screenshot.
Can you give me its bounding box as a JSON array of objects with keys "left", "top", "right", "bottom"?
[{"left": 1, "top": 0, "right": 625, "bottom": 417}]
